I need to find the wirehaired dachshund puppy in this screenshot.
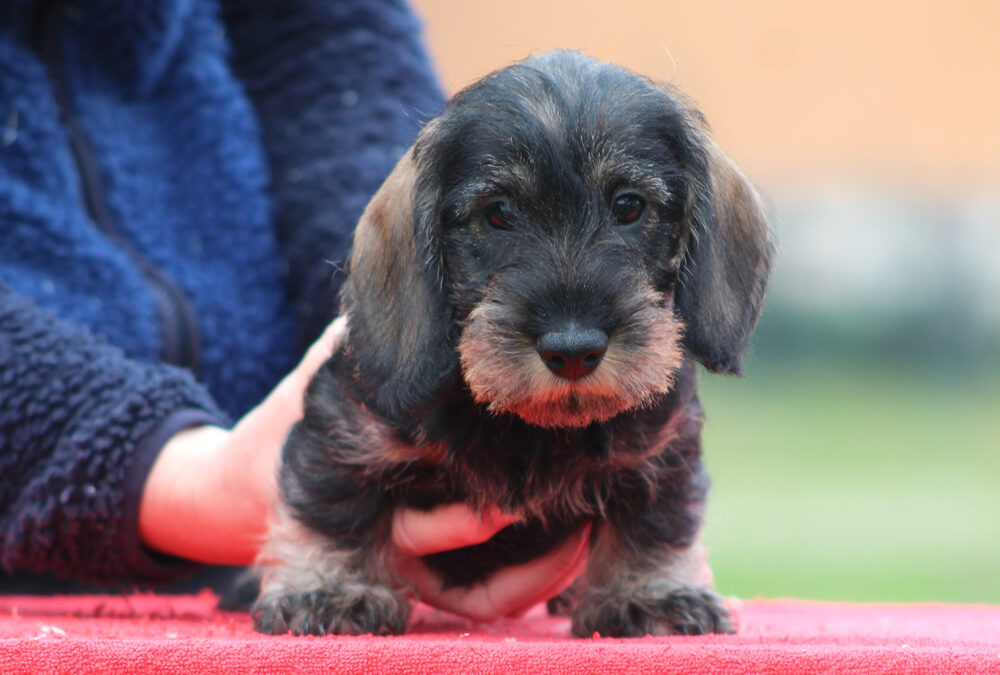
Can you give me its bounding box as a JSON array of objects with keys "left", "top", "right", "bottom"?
[{"left": 252, "top": 50, "right": 775, "bottom": 638}]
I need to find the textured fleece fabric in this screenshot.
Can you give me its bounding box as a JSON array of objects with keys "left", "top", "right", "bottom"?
[{"left": 0, "top": 0, "right": 444, "bottom": 584}]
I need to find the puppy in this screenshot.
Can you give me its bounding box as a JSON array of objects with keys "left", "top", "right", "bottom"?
[{"left": 252, "top": 50, "right": 775, "bottom": 638}]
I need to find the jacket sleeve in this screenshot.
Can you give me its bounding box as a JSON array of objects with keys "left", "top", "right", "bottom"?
[
  {"left": 221, "top": 0, "right": 447, "bottom": 349},
  {"left": 0, "top": 285, "right": 227, "bottom": 584}
]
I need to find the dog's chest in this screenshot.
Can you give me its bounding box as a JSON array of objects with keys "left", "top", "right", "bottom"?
[{"left": 396, "top": 416, "right": 618, "bottom": 514}]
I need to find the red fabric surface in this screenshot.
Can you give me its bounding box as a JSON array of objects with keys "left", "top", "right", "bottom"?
[{"left": 1, "top": 594, "right": 998, "bottom": 674}]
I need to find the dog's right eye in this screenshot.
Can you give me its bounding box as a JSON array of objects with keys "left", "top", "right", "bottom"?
[
  {"left": 482, "top": 200, "right": 513, "bottom": 230},
  {"left": 611, "top": 193, "right": 646, "bottom": 225}
]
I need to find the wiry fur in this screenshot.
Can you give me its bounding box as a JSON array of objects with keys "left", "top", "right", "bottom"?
[
  {"left": 253, "top": 505, "right": 410, "bottom": 636},
  {"left": 252, "top": 51, "right": 774, "bottom": 638}
]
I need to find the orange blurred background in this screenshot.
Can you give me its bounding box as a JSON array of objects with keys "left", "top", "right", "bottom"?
[{"left": 412, "top": 0, "right": 1000, "bottom": 190}]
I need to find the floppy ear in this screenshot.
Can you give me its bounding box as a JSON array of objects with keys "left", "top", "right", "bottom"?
[
  {"left": 674, "top": 131, "right": 776, "bottom": 375},
  {"left": 340, "top": 147, "right": 456, "bottom": 423}
]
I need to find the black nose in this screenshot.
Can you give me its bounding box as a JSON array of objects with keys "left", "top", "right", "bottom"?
[{"left": 536, "top": 325, "right": 608, "bottom": 381}]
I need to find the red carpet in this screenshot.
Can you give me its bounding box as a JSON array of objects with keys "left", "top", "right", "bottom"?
[{"left": 2, "top": 593, "right": 999, "bottom": 673}]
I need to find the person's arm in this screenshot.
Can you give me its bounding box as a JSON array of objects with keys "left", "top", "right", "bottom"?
[
  {"left": 0, "top": 285, "right": 225, "bottom": 583},
  {"left": 221, "top": 0, "right": 447, "bottom": 348}
]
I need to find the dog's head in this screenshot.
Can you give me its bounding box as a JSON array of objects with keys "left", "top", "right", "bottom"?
[{"left": 341, "top": 51, "right": 775, "bottom": 428}]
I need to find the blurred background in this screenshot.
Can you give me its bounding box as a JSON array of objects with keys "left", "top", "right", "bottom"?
[{"left": 411, "top": 0, "right": 1000, "bottom": 604}]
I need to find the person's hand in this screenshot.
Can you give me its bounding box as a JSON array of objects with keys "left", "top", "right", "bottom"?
[
  {"left": 392, "top": 505, "right": 591, "bottom": 620},
  {"left": 138, "top": 316, "right": 590, "bottom": 619},
  {"left": 138, "top": 316, "right": 348, "bottom": 565}
]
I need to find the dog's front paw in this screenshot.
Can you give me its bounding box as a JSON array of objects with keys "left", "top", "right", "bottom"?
[
  {"left": 252, "top": 585, "right": 411, "bottom": 636},
  {"left": 572, "top": 588, "right": 733, "bottom": 637}
]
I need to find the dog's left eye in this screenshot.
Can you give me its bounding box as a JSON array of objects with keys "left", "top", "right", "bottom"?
[
  {"left": 482, "top": 200, "right": 513, "bottom": 230},
  {"left": 611, "top": 193, "right": 646, "bottom": 225}
]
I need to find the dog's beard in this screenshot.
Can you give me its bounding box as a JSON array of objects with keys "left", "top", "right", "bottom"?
[{"left": 458, "top": 290, "right": 685, "bottom": 428}]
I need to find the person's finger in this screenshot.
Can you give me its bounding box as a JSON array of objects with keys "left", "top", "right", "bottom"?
[
  {"left": 401, "top": 522, "right": 591, "bottom": 622},
  {"left": 298, "top": 315, "right": 348, "bottom": 379},
  {"left": 392, "top": 503, "right": 522, "bottom": 557}
]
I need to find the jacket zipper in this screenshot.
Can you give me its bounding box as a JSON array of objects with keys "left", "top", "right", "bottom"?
[{"left": 33, "top": 2, "right": 202, "bottom": 374}]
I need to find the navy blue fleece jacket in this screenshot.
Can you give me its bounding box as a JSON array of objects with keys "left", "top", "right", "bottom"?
[{"left": 0, "top": 0, "right": 444, "bottom": 583}]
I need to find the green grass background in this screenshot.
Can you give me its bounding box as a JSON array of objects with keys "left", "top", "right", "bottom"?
[{"left": 697, "top": 361, "right": 1000, "bottom": 604}]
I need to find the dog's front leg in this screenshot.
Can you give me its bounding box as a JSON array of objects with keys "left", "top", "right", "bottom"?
[
  {"left": 571, "top": 520, "right": 732, "bottom": 637},
  {"left": 252, "top": 504, "right": 410, "bottom": 636}
]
